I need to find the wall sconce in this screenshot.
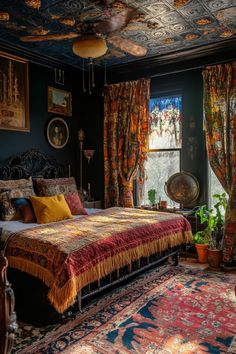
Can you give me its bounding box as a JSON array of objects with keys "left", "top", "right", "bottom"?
[
  {"left": 83, "top": 149, "right": 95, "bottom": 163},
  {"left": 78, "top": 130, "right": 95, "bottom": 197},
  {"left": 84, "top": 150, "right": 95, "bottom": 200},
  {"left": 78, "top": 129, "right": 85, "bottom": 191}
]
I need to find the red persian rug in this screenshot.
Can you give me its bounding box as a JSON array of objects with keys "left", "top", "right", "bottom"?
[{"left": 14, "top": 265, "right": 236, "bottom": 354}]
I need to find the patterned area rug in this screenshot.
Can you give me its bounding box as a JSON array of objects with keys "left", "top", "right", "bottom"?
[{"left": 13, "top": 265, "right": 236, "bottom": 354}]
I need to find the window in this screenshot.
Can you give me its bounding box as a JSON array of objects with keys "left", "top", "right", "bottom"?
[
  {"left": 208, "top": 163, "right": 227, "bottom": 209},
  {"left": 141, "top": 95, "right": 182, "bottom": 207}
]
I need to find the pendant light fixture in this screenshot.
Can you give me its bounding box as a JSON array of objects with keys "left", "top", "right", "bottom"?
[{"left": 72, "top": 35, "right": 108, "bottom": 95}]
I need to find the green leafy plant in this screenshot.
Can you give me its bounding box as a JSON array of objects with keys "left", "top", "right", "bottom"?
[
  {"left": 147, "top": 189, "right": 157, "bottom": 206},
  {"left": 193, "top": 193, "right": 227, "bottom": 249}
]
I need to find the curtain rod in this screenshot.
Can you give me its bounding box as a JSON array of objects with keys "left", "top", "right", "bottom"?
[{"left": 149, "top": 57, "right": 235, "bottom": 78}]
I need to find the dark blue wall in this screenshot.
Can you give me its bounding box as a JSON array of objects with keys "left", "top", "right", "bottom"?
[
  {"left": 0, "top": 49, "right": 208, "bottom": 205},
  {"left": 0, "top": 52, "right": 105, "bottom": 201},
  {"left": 0, "top": 61, "right": 79, "bottom": 169}
]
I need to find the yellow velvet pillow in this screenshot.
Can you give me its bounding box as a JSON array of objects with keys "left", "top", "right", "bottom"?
[{"left": 30, "top": 194, "right": 72, "bottom": 224}]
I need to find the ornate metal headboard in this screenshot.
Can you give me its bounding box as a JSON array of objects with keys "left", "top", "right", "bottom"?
[{"left": 0, "top": 150, "right": 67, "bottom": 180}]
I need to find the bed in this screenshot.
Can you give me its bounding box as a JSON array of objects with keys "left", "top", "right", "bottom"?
[{"left": 0, "top": 150, "right": 193, "bottom": 325}]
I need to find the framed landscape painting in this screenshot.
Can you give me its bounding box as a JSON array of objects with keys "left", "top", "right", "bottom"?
[
  {"left": 0, "top": 52, "right": 29, "bottom": 132},
  {"left": 48, "top": 86, "right": 72, "bottom": 117}
]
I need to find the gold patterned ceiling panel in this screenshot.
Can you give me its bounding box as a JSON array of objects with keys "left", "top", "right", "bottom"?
[{"left": 0, "top": 0, "right": 235, "bottom": 68}]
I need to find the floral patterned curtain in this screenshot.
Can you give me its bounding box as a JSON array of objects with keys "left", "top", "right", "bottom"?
[
  {"left": 104, "top": 79, "right": 150, "bottom": 208},
  {"left": 203, "top": 61, "right": 236, "bottom": 266}
]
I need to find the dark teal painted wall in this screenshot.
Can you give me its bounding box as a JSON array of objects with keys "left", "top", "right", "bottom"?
[
  {"left": 0, "top": 55, "right": 104, "bottom": 201},
  {"left": 0, "top": 61, "right": 79, "bottom": 167},
  {"left": 76, "top": 91, "right": 104, "bottom": 202},
  {"left": 0, "top": 51, "right": 207, "bottom": 205}
]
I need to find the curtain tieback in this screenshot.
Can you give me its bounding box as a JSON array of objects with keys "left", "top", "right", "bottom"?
[{"left": 122, "top": 180, "right": 133, "bottom": 190}]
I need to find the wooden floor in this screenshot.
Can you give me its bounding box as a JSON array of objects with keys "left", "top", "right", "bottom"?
[{"left": 180, "top": 255, "right": 236, "bottom": 276}]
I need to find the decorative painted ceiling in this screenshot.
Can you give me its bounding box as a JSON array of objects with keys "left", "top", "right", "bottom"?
[{"left": 0, "top": 0, "right": 235, "bottom": 68}]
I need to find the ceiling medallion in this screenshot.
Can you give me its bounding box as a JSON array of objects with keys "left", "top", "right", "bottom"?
[
  {"left": 196, "top": 18, "right": 212, "bottom": 26},
  {"left": 111, "top": 1, "right": 127, "bottom": 9},
  {"left": 59, "top": 18, "right": 76, "bottom": 27},
  {"left": 51, "top": 15, "right": 60, "bottom": 20},
  {"left": 25, "top": 0, "right": 41, "bottom": 10},
  {"left": 220, "top": 30, "right": 234, "bottom": 38},
  {"left": 163, "top": 38, "right": 175, "bottom": 44},
  {"left": 31, "top": 27, "right": 49, "bottom": 36},
  {"left": 174, "top": 0, "right": 190, "bottom": 8},
  {"left": 185, "top": 33, "right": 199, "bottom": 40},
  {"left": 0, "top": 12, "right": 10, "bottom": 21}
]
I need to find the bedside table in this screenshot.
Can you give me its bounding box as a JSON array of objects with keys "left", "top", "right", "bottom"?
[{"left": 84, "top": 200, "right": 102, "bottom": 209}]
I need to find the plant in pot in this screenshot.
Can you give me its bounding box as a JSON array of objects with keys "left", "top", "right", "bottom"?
[
  {"left": 207, "top": 192, "right": 227, "bottom": 268},
  {"left": 193, "top": 205, "right": 211, "bottom": 263},
  {"left": 193, "top": 193, "right": 227, "bottom": 266},
  {"left": 147, "top": 189, "right": 157, "bottom": 207}
]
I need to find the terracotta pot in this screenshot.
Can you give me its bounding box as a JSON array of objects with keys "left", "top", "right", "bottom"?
[
  {"left": 195, "top": 244, "right": 209, "bottom": 263},
  {"left": 208, "top": 249, "right": 223, "bottom": 269}
]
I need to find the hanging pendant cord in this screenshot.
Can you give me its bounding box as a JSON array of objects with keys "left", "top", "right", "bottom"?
[
  {"left": 82, "top": 59, "right": 86, "bottom": 93},
  {"left": 91, "top": 59, "right": 95, "bottom": 87},
  {"left": 88, "top": 59, "right": 91, "bottom": 95}
]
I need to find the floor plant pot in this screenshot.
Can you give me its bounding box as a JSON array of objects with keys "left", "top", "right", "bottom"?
[
  {"left": 208, "top": 249, "right": 222, "bottom": 269},
  {"left": 195, "top": 244, "right": 209, "bottom": 263}
]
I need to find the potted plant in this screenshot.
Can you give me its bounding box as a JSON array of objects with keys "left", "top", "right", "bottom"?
[
  {"left": 207, "top": 193, "right": 227, "bottom": 268},
  {"left": 193, "top": 205, "right": 211, "bottom": 263},
  {"left": 147, "top": 189, "right": 157, "bottom": 207},
  {"left": 193, "top": 193, "right": 227, "bottom": 266}
]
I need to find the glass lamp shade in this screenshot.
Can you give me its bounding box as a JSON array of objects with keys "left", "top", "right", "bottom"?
[
  {"left": 72, "top": 36, "right": 108, "bottom": 59},
  {"left": 83, "top": 149, "right": 95, "bottom": 163}
]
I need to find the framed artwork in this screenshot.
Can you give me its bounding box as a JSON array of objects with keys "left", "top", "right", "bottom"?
[
  {"left": 48, "top": 86, "right": 72, "bottom": 117},
  {"left": 0, "top": 51, "right": 29, "bottom": 132},
  {"left": 47, "top": 117, "right": 69, "bottom": 149}
]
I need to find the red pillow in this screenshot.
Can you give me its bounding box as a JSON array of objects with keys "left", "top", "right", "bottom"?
[
  {"left": 20, "top": 204, "right": 36, "bottom": 223},
  {"left": 64, "top": 192, "right": 88, "bottom": 215}
]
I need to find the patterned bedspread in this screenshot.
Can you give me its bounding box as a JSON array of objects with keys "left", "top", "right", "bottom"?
[{"left": 4, "top": 207, "right": 192, "bottom": 313}]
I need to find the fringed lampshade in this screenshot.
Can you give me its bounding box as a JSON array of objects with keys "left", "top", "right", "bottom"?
[{"left": 83, "top": 150, "right": 95, "bottom": 163}]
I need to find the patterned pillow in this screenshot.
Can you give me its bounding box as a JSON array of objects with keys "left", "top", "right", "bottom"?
[
  {"left": 34, "top": 177, "right": 78, "bottom": 197},
  {"left": 0, "top": 186, "right": 35, "bottom": 221},
  {"left": 14, "top": 198, "right": 36, "bottom": 223},
  {"left": 0, "top": 177, "right": 33, "bottom": 192},
  {"left": 64, "top": 192, "right": 88, "bottom": 215}
]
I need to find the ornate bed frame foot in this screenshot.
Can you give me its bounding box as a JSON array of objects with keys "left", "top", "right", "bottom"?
[
  {"left": 172, "top": 252, "right": 179, "bottom": 266},
  {"left": 0, "top": 252, "right": 18, "bottom": 354}
]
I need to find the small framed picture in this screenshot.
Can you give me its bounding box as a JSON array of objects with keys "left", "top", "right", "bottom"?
[
  {"left": 47, "top": 117, "right": 69, "bottom": 149},
  {"left": 48, "top": 86, "right": 72, "bottom": 117}
]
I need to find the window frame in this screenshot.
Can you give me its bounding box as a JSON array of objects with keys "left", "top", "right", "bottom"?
[{"left": 140, "top": 93, "right": 183, "bottom": 206}]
